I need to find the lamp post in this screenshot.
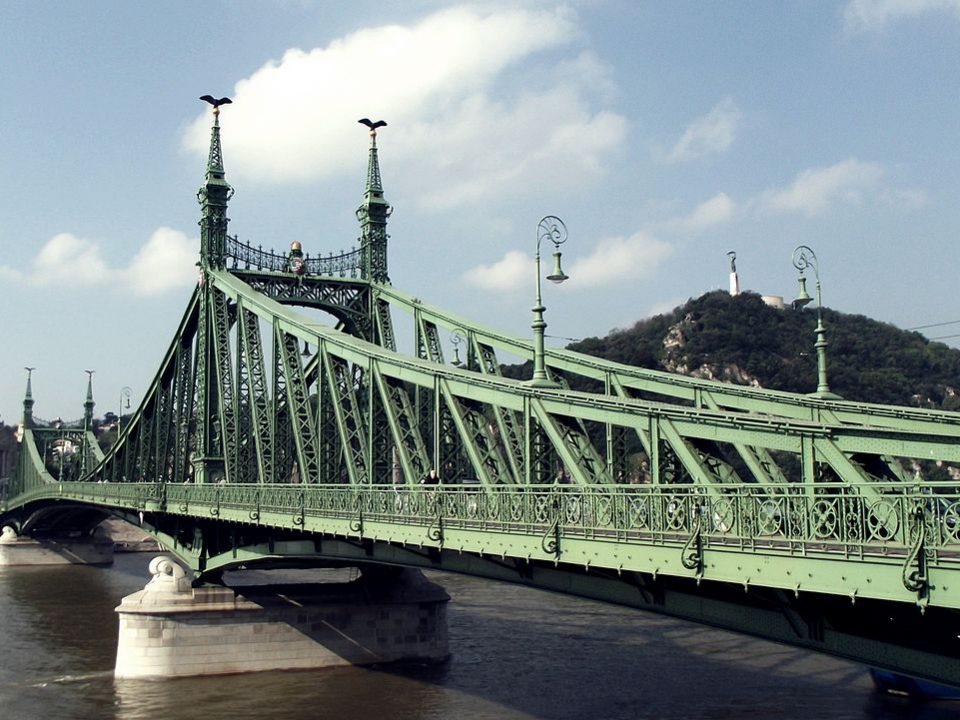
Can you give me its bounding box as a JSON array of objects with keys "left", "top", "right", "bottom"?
[
  {"left": 450, "top": 328, "right": 469, "bottom": 368},
  {"left": 529, "top": 216, "right": 569, "bottom": 387},
  {"left": 118, "top": 386, "right": 132, "bottom": 436},
  {"left": 792, "top": 245, "right": 838, "bottom": 399}
]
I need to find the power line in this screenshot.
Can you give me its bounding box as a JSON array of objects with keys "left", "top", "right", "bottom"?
[
  {"left": 545, "top": 334, "right": 582, "bottom": 342},
  {"left": 907, "top": 319, "right": 960, "bottom": 331},
  {"left": 928, "top": 333, "right": 960, "bottom": 341}
]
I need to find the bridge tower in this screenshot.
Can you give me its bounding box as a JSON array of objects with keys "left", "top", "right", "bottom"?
[
  {"left": 82, "top": 371, "right": 95, "bottom": 430},
  {"left": 193, "top": 99, "right": 235, "bottom": 484},
  {"left": 198, "top": 101, "right": 232, "bottom": 270},
  {"left": 357, "top": 120, "right": 391, "bottom": 284},
  {"left": 21, "top": 368, "right": 34, "bottom": 430},
  {"left": 81, "top": 371, "right": 96, "bottom": 476}
]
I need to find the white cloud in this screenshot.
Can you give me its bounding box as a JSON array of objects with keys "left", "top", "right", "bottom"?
[
  {"left": 880, "top": 187, "right": 929, "bottom": 209},
  {"left": 182, "top": 6, "right": 627, "bottom": 208},
  {"left": 464, "top": 230, "right": 672, "bottom": 292},
  {"left": 123, "top": 228, "right": 199, "bottom": 296},
  {"left": 567, "top": 231, "right": 672, "bottom": 288},
  {"left": 760, "top": 158, "right": 884, "bottom": 216},
  {"left": 403, "top": 90, "right": 627, "bottom": 209},
  {"left": 665, "top": 192, "right": 736, "bottom": 233},
  {"left": 31, "top": 233, "right": 113, "bottom": 288},
  {"left": 844, "top": 0, "right": 960, "bottom": 31},
  {"left": 0, "top": 265, "right": 23, "bottom": 283},
  {"left": 667, "top": 97, "right": 742, "bottom": 163},
  {"left": 2, "top": 229, "right": 199, "bottom": 295},
  {"left": 462, "top": 250, "right": 529, "bottom": 292}
]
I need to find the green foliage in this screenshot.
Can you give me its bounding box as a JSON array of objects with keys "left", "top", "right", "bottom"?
[{"left": 568, "top": 291, "right": 960, "bottom": 409}]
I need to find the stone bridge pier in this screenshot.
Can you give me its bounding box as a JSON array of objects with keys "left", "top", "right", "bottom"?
[
  {"left": 115, "top": 557, "right": 450, "bottom": 678},
  {"left": 0, "top": 525, "right": 114, "bottom": 566}
]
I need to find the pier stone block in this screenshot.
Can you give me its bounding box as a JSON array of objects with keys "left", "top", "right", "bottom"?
[
  {"left": 115, "top": 557, "right": 449, "bottom": 678},
  {"left": 0, "top": 525, "right": 114, "bottom": 566}
]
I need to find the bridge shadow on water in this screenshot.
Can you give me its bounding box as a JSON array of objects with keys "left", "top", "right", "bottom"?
[
  {"left": 114, "top": 568, "right": 960, "bottom": 720},
  {"left": 2, "top": 556, "right": 958, "bottom": 720}
]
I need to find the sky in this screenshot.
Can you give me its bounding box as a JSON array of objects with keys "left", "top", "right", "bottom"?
[{"left": 1, "top": 0, "right": 959, "bottom": 421}]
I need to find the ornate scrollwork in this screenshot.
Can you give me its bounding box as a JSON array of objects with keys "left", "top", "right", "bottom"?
[
  {"left": 902, "top": 504, "right": 928, "bottom": 600},
  {"left": 811, "top": 499, "right": 839, "bottom": 539},
  {"left": 349, "top": 512, "right": 364, "bottom": 535},
  {"left": 866, "top": 499, "right": 899, "bottom": 541},
  {"left": 541, "top": 516, "right": 559, "bottom": 556},
  {"left": 426, "top": 514, "right": 443, "bottom": 543},
  {"left": 681, "top": 504, "right": 703, "bottom": 575},
  {"left": 757, "top": 498, "right": 784, "bottom": 536}
]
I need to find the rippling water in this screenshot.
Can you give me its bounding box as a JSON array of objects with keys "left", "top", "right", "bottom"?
[{"left": 0, "top": 554, "right": 956, "bottom": 720}]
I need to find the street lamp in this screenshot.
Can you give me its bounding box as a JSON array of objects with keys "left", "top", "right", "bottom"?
[
  {"left": 529, "top": 216, "right": 569, "bottom": 387},
  {"left": 450, "top": 328, "right": 468, "bottom": 368},
  {"left": 792, "top": 245, "right": 839, "bottom": 399},
  {"left": 118, "top": 386, "right": 132, "bottom": 436}
]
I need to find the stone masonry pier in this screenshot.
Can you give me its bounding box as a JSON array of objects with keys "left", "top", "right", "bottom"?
[{"left": 115, "top": 558, "right": 450, "bottom": 678}]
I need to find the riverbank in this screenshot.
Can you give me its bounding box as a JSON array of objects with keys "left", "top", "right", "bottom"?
[{"left": 100, "top": 518, "right": 160, "bottom": 553}]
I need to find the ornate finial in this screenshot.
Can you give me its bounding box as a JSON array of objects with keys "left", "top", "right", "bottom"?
[
  {"left": 358, "top": 118, "right": 387, "bottom": 192},
  {"left": 356, "top": 118, "right": 391, "bottom": 283},
  {"left": 197, "top": 95, "right": 234, "bottom": 269},
  {"left": 199, "top": 95, "right": 232, "bottom": 178},
  {"left": 200, "top": 95, "right": 233, "bottom": 120},
  {"left": 358, "top": 118, "right": 387, "bottom": 147},
  {"left": 23, "top": 366, "right": 35, "bottom": 425}
]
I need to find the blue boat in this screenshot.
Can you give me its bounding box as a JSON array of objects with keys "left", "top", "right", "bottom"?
[{"left": 870, "top": 669, "right": 960, "bottom": 700}]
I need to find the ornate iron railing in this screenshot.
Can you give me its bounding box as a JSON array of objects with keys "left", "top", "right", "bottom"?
[
  {"left": 29, "top": 416, "right": 86, "bottom": 429},
  {"left": 224, "top": 235, "right": 363, "bottom": 278},
  {"left": 22, "top": 481, "right": 960, "bottom": 560}
]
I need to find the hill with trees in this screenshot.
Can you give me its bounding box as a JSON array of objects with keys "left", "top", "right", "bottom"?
[{"left": 560, "top": 290, "right": 960, "bottom": 410}]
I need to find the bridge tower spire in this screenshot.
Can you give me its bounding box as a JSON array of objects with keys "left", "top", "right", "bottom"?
[
  {"left": 197, "top": 96, "right": 233, "bottom": 270},
  {"left": 194, "top": 95, "right": 233, "bottom": 484},
  {"left": 83, "top": 370, "right": 95, "bottom": 429},
  {"left": 356, "top": 119, "right": 391, "bottom": 284},
  {"left": 81, "top": 370, "right": 96, "bottom": 476},
  {"left": 22, "top": 367, "right": 35, "bottom": 428}
]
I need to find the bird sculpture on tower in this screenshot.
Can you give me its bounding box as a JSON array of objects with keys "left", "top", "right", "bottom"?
[
  {"left": 358, "top": 118, "right": 387, "bottom": 132},
  {"left": 200, "top": 95, "right": 232, "bottom": 108}
]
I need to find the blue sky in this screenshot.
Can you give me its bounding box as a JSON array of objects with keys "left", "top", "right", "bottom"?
[{"left": 1, "top": 0, "right": 959, "bottom": 422}]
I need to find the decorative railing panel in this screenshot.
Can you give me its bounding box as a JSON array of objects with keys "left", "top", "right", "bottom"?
[
  {"left": 26, "top": 481, "right": 959, "bottom": 561},
  {"left": 225, "top": 236, "right": 362, "bottom": 278}
]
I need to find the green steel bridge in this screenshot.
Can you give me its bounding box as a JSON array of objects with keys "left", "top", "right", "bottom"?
[{"left": 3, "top": 105, "right": 960, "bottom": 687}]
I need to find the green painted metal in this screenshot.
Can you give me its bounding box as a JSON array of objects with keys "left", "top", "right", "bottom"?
[
  {"left": 372, "top": 283, "right": 960, "bottom": 436},
  {"left": 5, "top": 104, "right": 960, "bottom": 686},
  {"left": 356, "top": 120, "right": 391, "bottom": 284},
  {"left": 5, "top": 479, "right": 960, "bottom": 610}
]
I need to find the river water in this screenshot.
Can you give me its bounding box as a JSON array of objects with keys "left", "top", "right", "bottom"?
[{"left": 0, "top": 553, "right": 956, "bottom": 720}]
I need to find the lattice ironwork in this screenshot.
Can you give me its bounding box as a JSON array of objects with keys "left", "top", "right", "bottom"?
[{"left": 225, "top": 235, "right": 363, "bottom": 278}]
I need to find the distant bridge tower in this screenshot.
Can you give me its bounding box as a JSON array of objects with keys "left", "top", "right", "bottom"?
[
  {"left": 22, "top": 367, "right": 35, "bottom": 429},
  {"left": 357, "top": 119, "right": 392, "bottom": 283},
  {"left": 81, "top": 370, "right": 96, "bottom": 475},
  {"left": 83, "top": 370, "right": 95, "bottom": 430},
  {"left": 727, "top": 251, "right": 740, "bottom": 296}
]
